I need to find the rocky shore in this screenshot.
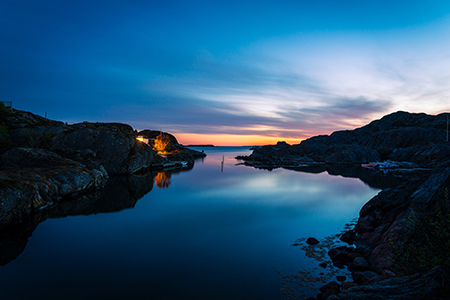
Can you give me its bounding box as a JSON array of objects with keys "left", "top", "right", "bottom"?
[
  {"left": 0, "top": 107, "right": 205, "bottom": 229},
  {"left": 239, "top": 111, "right": 450, "bottom": 299}
]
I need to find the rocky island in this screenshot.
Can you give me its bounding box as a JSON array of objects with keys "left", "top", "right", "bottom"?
[
  {"left": 0, "top": 105, "right": 205, "bottom": 230},
  {"left": 239, "top": 111, "right": 450, "bottom": 299}
]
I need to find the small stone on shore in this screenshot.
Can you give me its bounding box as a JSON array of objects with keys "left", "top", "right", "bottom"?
[{"left": 306, "top": 237, "right": 320, "bottom": 245}]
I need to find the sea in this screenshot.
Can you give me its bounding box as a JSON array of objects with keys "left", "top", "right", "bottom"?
[{"left": 0, "top": 146, "right": 382, "bottom": 300}]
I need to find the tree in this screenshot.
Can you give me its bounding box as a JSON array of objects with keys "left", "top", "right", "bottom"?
[{"left": 153, "top": 133, "right": 172, "bottom": 153}]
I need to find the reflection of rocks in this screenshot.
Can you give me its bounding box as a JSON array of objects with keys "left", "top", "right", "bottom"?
[
  {"left": 286, "top": 164, "right": 404, "bottom": 189},
  {"left": 0, "top": 222, "right": 37, "bottom": 266},
  {"left": 50, "top": 173, "right": 157, "bottom": 218},
  {"left": 0, "top": 172, "right": 158, "bottom": 265}
]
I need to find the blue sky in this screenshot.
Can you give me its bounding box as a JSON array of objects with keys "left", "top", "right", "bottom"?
[{"left": 1, "top": 0, "right": 450, "bottom": 145}]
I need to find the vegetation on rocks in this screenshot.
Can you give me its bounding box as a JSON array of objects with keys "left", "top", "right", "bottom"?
[
  {"left": 391, "top": 187, "right": 450, "bottom": 275},
  {"left": 154, "top": 133, "right": 173, "bottom": 154}
]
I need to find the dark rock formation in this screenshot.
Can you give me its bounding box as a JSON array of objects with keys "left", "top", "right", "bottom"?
[
  {"left": 306, "top": 237, "right": 320, "bottom": 245},
  {"left": 54, "top": 124, "right": 156, "bottom": 175},
  {"left": 0, "top": 147, "right": 109, "bottom": 227},
  {"left": 329, "top": 265, "right": 450, "bottom": 300},
  {"left": 239, "top": 111, "right": 450, "bottom": 170},
  {"left": 0, "top": 109, "right": 204, "bottom": 229}
]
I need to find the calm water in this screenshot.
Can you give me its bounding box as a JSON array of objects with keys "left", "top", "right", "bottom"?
[{"left": 0, "top": 147, "right": 381, "bottom": 300}]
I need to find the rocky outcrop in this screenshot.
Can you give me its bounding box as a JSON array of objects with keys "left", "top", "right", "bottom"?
[
  {"left": 315, "top": 158, "right": 450, "bottom": 299},
  {"left": 0, "top": 109, "right": 204, "bottom": 229},
  {"left": 0, "top": 148, "right": 108, "bottom": 227},
  {"left": 239, "top": 111, "right": 450, "bottom": 169},
  {"left": 54, "top": 124, "right": 156, "bottom": 175}
]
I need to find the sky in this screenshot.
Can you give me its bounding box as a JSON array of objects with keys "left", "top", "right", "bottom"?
[{"left": 1, "top": 0, "right": 450, "bottom": 146}]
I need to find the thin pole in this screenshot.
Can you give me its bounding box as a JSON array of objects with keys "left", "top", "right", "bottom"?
[{"left": 447, "top": 115, "right": 449, "bottom": 142}]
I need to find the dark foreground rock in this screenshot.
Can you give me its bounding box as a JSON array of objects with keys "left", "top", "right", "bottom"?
[
  {"left": 329, "top": 265, "right": 450, "bottom": 300},
  {"left": 0, "top": 147, "right": 108, "bottom": 227}
]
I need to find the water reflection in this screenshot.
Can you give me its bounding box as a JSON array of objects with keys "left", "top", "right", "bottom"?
[
  {"left": 286, "top": 164, "right": 404, "bottom": 189},
  {"left": 155, "top": 172, "right": 171, "bottom": 188},
  {"left": 0, "top": 147, "right": 391, "bottom": 300}
]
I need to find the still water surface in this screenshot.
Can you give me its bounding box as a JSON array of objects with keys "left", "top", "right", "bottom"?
[{"left": 0, "top": 147, "right": 380, "bottom": 300}]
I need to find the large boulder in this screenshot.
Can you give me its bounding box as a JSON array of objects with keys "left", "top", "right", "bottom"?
[{"left": 54, "top": 125, "right": 157, "bottom": 175}]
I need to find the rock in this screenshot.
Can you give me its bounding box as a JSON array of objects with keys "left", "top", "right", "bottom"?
[
  {"left": 347, "top": 253, "right": 361, "bottom": 261},
  {"left": 340, "top": 230, "right": 357, "bottom": 244},
  {"left": 353, "top": 246, "right": 365, "bottom": 253},
  {"left": 319, "top": 281, "right": 341, "bottom": 299},
  {"left": 336, "top": 276, "right": 347, "bottom": 282},
  {"left": 341, "top": 282, "right": 358, "bottom": 291},
  {"left": 241, "top": 111, "right": 450, "bottom": 171},
  {"left": 0, "top": 147, "right": 108, "bottom": 227},
  {"left": 54, "top": 126, "right": 156, "bottom": 175},
  {"left": 381, "top": 270, "right": 397, "bottom": 280},
  {"left": 351, "top": 271, "right": 381, "bottom": 284},
  {"left": 325, "top": 145, "right": 381, "bottom": 164},
  {"left": 329, "top": 265, "right": 450, "bottom": 300},
  {"left": 352, "top": 257, "right": 370, "bottom": 270},
  {"left": 306, "top": 237, "right": 320, "bottom": 245},
  {"left": 328, "top": 248, "right": 349, "bottom": 262},
  {"left": 138, "top": 130, "right": 206, "bottom": 165},
  {"left": 319, "top": 262, "right": 327, "bottom": 268}
]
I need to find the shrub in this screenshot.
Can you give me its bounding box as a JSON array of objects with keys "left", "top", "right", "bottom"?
[
  {"left": 16, "top": 129, "right": 56, "bottom": 149},
  {"left": 390, "top": 188, "right": 450, "bottom": 275},
  {"left": 153, "top": 133, "right": 172, "bottom": 153},
  {"left": 0, "top": 125, "right": 14, "bottom": 153},
  {"left": 0, "top": 102, "right": 12, "bottom": 126}
]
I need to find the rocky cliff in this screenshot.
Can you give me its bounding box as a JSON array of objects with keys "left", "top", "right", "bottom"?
[
  {"left": 240, "top": 111, "right": 449, "bottom": 169},
  {"left": 0, "top": 108, "right": 204, "bottom": 228}
]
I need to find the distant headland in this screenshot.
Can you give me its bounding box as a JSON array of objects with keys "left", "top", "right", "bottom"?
[{"left": 186, "top": 144, "right": 216, "bottom": 147}]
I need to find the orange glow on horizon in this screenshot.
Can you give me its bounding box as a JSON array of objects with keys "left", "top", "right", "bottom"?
[{"left": 174, "top": 133, "right": 305, "bottom": 146}]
